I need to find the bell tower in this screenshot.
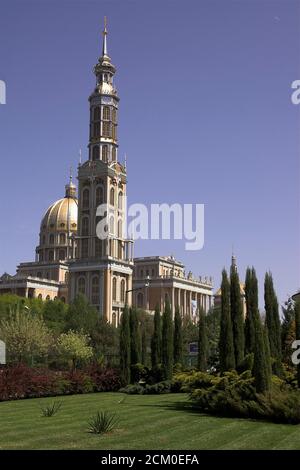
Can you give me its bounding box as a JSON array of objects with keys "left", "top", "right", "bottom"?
[{"left": 69, "top": 19, "right": 134, "bottom": 325}]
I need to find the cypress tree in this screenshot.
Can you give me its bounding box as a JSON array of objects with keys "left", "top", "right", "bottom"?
[
  {"left": 119, "top": 305, "right": 131, "bottom": 385},
  {"left": 294, "top": 301, "right": 300, "bottom": 388},
  {"left": 219, "top": 269, "right": 235, "bottom": 372},
  {"left": 162, "top": 299, "right": 174, "bottom": 380},
  {"left": 198, "top": 306, "right": 208, "bottom": 371},
  {"left": 151, "top": 304, "right": 162, "bottom": 369},
  {"left": 141, "top": 327, "right": 147, "bottom": 366},
  {"left": 264, "top": 272, "right": 282, "bottom": 375},
  {"left": 129, "top": 307, "right": 141, "bottom": 365},
  {"left": 264, "top": 326, "right": 272, "bottom": 387},
  {"left": 230, "top": 264, "right": 245, "bottom": 367},
  {"left": 244, "top": 267, "right": 256, "bottom": 354},
  {"left": 174, "top": 306, "right": 183, "bottom": 365},
  {"left": 250, "top": 268, "right": 271, "bottom": 393}
]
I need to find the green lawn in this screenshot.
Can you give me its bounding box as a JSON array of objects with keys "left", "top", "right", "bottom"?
[{"left": 1, "top": 392, "right": 300, "bottom": 449}]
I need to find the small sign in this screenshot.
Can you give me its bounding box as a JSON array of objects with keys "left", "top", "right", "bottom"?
[
  {"left": 189, "top": 342, "right": 198, "bottom": 355},
  {"left": 0, "top": 340, "right": 6, "bottom": 364}
]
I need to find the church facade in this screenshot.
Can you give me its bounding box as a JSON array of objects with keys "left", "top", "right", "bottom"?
[{"left": 0, "top": 22, "right": 213, "bottom": 324}]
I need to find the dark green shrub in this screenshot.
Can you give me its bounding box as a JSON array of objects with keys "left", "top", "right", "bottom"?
[
  {"left": 40, "top": 401, "right": 62, "bottom": 417},
  {"left": 119, "top": 384, "right": 145, "bottom": 395},
  {"left": 88, "top": 411, "right": 119, "bottom": 434}
]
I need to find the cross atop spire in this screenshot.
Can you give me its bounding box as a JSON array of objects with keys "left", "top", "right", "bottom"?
[{"left": 102, "top": 16, "right": 108, "bottom": 57}]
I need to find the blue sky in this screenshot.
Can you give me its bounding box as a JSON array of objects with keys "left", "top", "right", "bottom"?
[{"left": 0, "top": 0, "right": 299, "bottom": 309}]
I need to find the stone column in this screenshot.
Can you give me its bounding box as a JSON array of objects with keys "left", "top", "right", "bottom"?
[
  {"left": 183, "top": 289, "right": 186, "bottom": 316},
  {"left": 172, "top": 287, "right": 175, "bottom": 318}
]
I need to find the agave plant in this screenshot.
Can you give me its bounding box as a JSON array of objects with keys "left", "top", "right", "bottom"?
[
  {"left": 88, "top": 411, "right": 119, "bottom": 435},
  {"left": 40, "top": 401, "right": 62, "bottom": 417}
]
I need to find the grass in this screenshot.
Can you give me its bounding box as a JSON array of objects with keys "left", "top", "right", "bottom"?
[{"left": 1, "top": 393, "right": 300, "bottom": 449}]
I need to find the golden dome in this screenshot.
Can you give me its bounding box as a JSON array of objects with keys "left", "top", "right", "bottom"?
[{"left": 41, "top": 196, "right": 78, "bottom": 232}]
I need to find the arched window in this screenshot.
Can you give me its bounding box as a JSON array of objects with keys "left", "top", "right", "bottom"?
[
  {"left": 110, "top": 187, "right": 115, "bottom": 206},
  {"left": 91, "top": 276, "right": 100, "bottom": 304},
  {"left": 39, "top": 252, "right": 44, "bottom": 262},
  {"left": 109, "top": 216, "right": 114, "bottom": 234},
  {"left": 94, "top": 106, "right": 101, "bottom": 121},
  {"left": 102, "top": 145, "right": 108, "bottom": 162},
  {"left": 59, "top": 233, "right": 66, "bottom": 245},
  {"left": 38, "top": 294, "right": 43, "bottom": 300},
  {"left": 95, "top": 238, "right": 102, "bottom": 258},
  {"left": 60, "top": 297, "right": 66, "bottom": 303},
  {"left": 102, "top": 122, "right": 110, "bottom": 137},
  {"left": 120, "top": 279, "right": 125, "bottom": 303},
  {"left": 59, "top": 249, "right": 66, "bottom": 260},
  {"left": 95, "top": 185, "right": 104, "bottom": 206},
  {"left": 93, "top": 122, "right": 100, "bottom": 137},
  {"left": 49, "top": 250, "right": 54, "bottom": 261},
  {"left": 137, "top": 292, "right": 143, "bottom": 308},
  {"left": 46, "top": 295, "right": 50, "bottom": 301},
  {"left": 112, "top": 147, "right": 116, "bottom": 161},
  {"left": 42, "top": 235, "right": 46, "bottom": 245},
  {"left": 112, "top": 108, "right": 117, "bottom": 123},
  {"left": 82, "top": 216, "right": 89, "bottom": 236},
  {"left": 49, "top": 234, "right": 54, "bottom": 245},
  {"left": 82, "top": 188, "right": 89, "bottom": 209},
  {"left": 112, "top": 312, "right": 117, "bottom": 327},
  {"left": 92, "top": 146, "right": 100, "bottom": 161},
  {"left": 78, "top": 277, "right": 86, "bottom": 295},
  {"left": 118, "top": 191, "right": 123, "bottom": 210},
  {"left": 65, "top": 272, "right": 69, "bottom": 283},
  {"left": 112, "top": 277, "right": 117, "bottom": 301},
  {"left": 103, "top": 106, "right": 110, "bottom": 120},
  {"left": 118, "top": 220, "right": 122, "bottom": 238},
  {"left": 140, "top": 269, "right": 143, "bottom": 278},
  {"left": 81, "top": 239, "right": 88, "bottom": 258},
  {"left": 112, "top": 125, "right": 117, "bottom": 140}
]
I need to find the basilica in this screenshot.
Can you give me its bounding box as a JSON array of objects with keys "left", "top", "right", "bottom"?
[{"left": 0, "top": 22, "right": 213, "bottom": 325}]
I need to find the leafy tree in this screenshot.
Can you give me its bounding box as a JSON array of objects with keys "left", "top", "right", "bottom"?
[
  {"left": 198, "top": 306, "right": 208, "bottom": 371},
  {"left": 230, "top": 264, "right": 244, "bottom": 367},
  {"left": 219, "top": 269, "right": 235, "bottom": 372},
  {"left": 264, "top": 272, "right": 282, "bottom": 375},
  {"left": 0, "top": 305, "right": 52, "bottom": 364},
  {"left": 90, "top": 317, "right": 119, "bottom": 364},
  {"left": 151, "top": 304, "right": 162, "bottom": 369},
  {"left": 65, "top": 294, "right": 98, "bottom": 335},
  {"left": 162, "top": 299, "right": 173, "bottom": 380},
  {"left": 281, "top": 298, "right": 295, "bottom": 365},
  {"left": 42, "top": 299, "right": 68, "bottom": 334},
  {"left": 294, "top": 301, "right": 300, "bottom": 388},
  {"left": 119, "top": 305, "right": 131, "bottom": 385},
  {"left": 130, "top": 307, "right": 141, "bottom": 365},
  {"left": 57, "top": 330, "right": 93, "bottom": 370},
  {"left": 174, "top": 306, "right": 183, "bottom": 365}
]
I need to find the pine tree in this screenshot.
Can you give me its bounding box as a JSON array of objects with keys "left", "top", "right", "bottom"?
[
  {"left": 264, "top": 272, "right": 282, "bottom": 375},
  {"left": 119, "top": 305, "right": 131, "bottom": 385},
  {"left": 162, "top": 299, "right": 174, "bottom": 380},
  {"left": 244, "top": 267, "right": 256, "bottom": 354},
  {"left": 198, "top": 306, "right": 208, "bottom": 371},
  {"left": 219, "top": 269, "right": 235, "bottom": 372},
  {"left": 230, "top": 264, "right": 245, "bottom": 367},
  {"left": 174, "top": 306, "right": 183, "bottom": 365},
  {"left": 294, "top": 301, "right": 300, "bottom": 388},
  {"left": 129, "top": 307, "right": 141, "bottom": 365},
  {"left": 151, "top": 304, "right": 162, "bottom": 369}
]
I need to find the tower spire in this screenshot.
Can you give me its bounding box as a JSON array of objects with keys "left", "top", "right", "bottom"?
[{"left": 102, "top": 16, "right": 108, "bottom": 57}]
